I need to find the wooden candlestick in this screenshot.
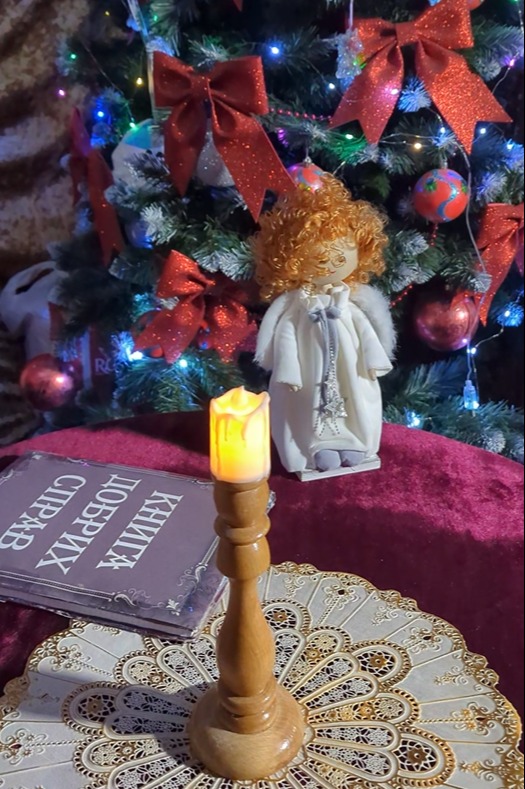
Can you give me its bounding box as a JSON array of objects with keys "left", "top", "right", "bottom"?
[{"left": 188, "top": 478, "right": 306, "bottom": 780}]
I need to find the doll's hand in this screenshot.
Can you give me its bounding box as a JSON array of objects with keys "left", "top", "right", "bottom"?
[
  {"left": 369, "top": 369, "right": 378, "bottom": 381},
  {"left": 289, "top": 385, "right": 302, "bottom": 393}
]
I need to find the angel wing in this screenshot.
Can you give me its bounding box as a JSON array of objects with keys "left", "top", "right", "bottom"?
[{"left": 350, "top": 285, "right": 397, "bottom": 360}]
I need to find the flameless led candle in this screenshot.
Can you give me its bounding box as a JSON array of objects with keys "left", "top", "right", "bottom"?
[{"left": 210, "top": 387, "right": 271, "bottom": 483}]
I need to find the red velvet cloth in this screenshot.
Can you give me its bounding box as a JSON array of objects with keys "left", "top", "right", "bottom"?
[{"left": 0, "top": 416, "right": 523, "bottom": 721}]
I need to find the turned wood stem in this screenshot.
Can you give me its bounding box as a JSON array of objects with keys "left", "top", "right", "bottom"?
[
  {"left": 188, "top": 477, "right": 305, "bottom": 780},
  {"left": 213, "top": 479, "right": 277, "bottom": 734}
]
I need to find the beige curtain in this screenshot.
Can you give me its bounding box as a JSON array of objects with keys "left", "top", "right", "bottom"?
[{"left": 0, "top": 0, "right": 91, "bottom": 286}]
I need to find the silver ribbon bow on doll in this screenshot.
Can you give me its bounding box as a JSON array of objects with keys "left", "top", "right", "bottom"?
[{"left": 309, "top": 305, "right": 348, "bottom": 435}]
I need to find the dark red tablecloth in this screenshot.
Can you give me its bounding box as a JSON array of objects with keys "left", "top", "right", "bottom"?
[{"left": 0, "top": 415, "right": 523, "bottom": 720}]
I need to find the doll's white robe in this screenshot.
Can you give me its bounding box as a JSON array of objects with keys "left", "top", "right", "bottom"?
[{"left": 256, "top": 284, "right": 395, "bottom": 474}]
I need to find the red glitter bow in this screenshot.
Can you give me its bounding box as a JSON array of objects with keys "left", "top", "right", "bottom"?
[
  {"left": 134, "top": 251, "right": 254, "bottom": 363},
  {"left": 476, "top": 203, "right": 525, "bottom": 324},
  {"left": 330, "top": 0, "right": 511, "bottom": 153},
  {"left": 69, "top": 110, "right": 125, "bottom": 267},
  {"left": 153, "top": 53, "right": 294, "bottom": 220}
]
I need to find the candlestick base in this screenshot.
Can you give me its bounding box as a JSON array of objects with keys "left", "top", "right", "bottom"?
[{"left": 189, "top": 685, "right": 306, "bottom": 781}]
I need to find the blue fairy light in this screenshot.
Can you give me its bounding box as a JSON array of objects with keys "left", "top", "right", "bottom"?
[
  {"left": 496, "top": 302, "right": 524, "bottom": 328},
  {"left": 92, "top": 97, "right": 112, "bottom": 128},
  {"left": 268, "top": 44, "right": 282, "bottom": 58},
  {"left": 463, "top": 380, "right": 480, "bottom": 411},
  {"left": 406, "top": 410, "right": 424, "bottom": 429},
  {"left": 119, "top": 334, "right": 144, "bottom": 363},
  {"left": 178, "top": 358, "right": 189, "bottom": 370}
]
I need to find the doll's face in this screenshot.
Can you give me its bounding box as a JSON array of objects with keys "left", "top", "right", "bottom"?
[{"left": 313, "top": 234, "right": 358, "bottom": 287}]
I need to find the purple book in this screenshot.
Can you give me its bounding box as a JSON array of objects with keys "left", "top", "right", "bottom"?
[{"left": 0, "top": 453, "right": 225, "bottom": 639}]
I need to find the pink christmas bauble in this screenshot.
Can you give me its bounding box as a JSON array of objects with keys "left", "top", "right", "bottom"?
[
  {"left": 288, "top": 163, "right": 327, "bottom": 191},
  {"left": 413, "top": 169, "right": 470, "bottom": 224},
  {"left": 413, "top": 286, "right": 479, "bottom": 352},
  {"left": 20, "top": 354, "right": 78, "bottom": 411}
]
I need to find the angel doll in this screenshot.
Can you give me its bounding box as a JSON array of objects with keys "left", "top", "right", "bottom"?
[{"left": 253, "top": 172, "right": 396, "bottom": 477}]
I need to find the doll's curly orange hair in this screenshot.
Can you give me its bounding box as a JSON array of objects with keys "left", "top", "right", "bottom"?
[{"left": 253, "top": 174, "right": 388, "bottom": 302}]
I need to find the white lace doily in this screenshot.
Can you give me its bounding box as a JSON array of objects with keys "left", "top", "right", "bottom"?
[{"left": 0, "top": 564, "right": 523, "bottom": 789}]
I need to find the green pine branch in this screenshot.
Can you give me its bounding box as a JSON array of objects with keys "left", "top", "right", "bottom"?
[
  {"left": 467, "top": 19, "right": 524, "bottom": 80},
  {"left": 382, "top": 361, "right": 524, "bottom": 461},
  {"left": 115, "top": 348, "right": 245, "bottom": 413}
]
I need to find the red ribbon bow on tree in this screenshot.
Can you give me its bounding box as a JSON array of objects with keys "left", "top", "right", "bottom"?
[
  {"left": 134, "top": 251, "right": 254, "bottom": 363},
  {"left": 330, "top": 0, "right": 510, "bottom": 153},
  {"left": 153, "top": 52, "right": 294, "bottom": 220},
  {"left": 476, "top": 203, "right": 524, "bottom": 324},
  {"left": 69, "top": 109, "right": 125, "bottom": 267}
]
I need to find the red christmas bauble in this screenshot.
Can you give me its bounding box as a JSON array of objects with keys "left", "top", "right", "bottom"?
[
  {"left": 288, "top": 162, "right": 327, "bottom": 191},
  {"left": 132, "top": 311, "right": 164, "bottom": 359},
  {"left": 468, "top": 0, "right": 484, "bottom": 9},
  {"left": 413, "top": 169, "right": 470, "bottom": 223},
  {"left": 413, "top": 286, "right": 480, "bottom": 352},
  {"left": 20, "top": 354, "right": 78, "bottom": 411}
]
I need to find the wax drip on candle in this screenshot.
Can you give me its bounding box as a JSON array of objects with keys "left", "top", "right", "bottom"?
[{"left": 210, "top": 388, "right": 271, "bottom": 484}]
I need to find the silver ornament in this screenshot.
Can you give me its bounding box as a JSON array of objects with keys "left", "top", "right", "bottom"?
[
  {"left": 195, "top": 129, "right": 235, "bottom": 188},
  {"left": 336, "top": 29, "right": 364, "bottom": 89}
]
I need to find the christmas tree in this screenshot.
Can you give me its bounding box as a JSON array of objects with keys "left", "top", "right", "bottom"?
[{"left": 46, "top": 0, "right": 523, "bottom": 460}]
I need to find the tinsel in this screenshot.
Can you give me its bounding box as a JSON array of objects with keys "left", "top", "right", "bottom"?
[
  {"left": 398, "top": 77, "right": 432, "bottom": 112},
  {"left": 509, "top": 435, "right": 524, "bottom": 464},
  {"left": 474, "top": 172, "right": 509, "bottom": 206},
  {"left": 481, "top": 429, "right": 507, "bottom": 455}
]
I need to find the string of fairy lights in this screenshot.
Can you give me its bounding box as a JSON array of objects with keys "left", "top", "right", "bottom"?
[{"left": 57, "top": 0, "right": 524, "bottom": 425}]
